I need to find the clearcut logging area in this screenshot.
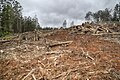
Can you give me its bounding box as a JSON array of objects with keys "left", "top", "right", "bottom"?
[{"left": 0, "top": 23, "right": 120, "bottom": 80}]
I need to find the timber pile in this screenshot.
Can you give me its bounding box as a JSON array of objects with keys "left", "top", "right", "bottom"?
[
  {"left": 69, "top": 22, "right": 120, "bottom": 43},
  {"left": 70, "top": 22, "right": 120, "bottom": 35}
]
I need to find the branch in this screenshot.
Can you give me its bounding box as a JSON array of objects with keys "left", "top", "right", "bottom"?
[
  {"left": 81, "top": 48, "right": 94, "bottom": 60},
  {"left": 32, "top": 74, "right": 37, "bottom": 80},
  {"left": 22, "top": 68, "right": 36, "bottom": 80}
]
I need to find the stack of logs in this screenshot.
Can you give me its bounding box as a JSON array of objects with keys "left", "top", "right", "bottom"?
[
  {"left": 69, "top": 22, "right": 120, "bottom": 39},
  {"left": 70, "top": 22, "right": 120, "bottom": 35}
]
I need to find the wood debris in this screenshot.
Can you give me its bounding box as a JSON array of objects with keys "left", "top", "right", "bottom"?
[
  {"left": 22, "top": 69, "right": 36, "bottom": 80},
  {"left": 0, "top": 22, "right": 120, "bottom": 80},
  {"left": 49, "top": 41, "right": 73, "bottom": 47}
]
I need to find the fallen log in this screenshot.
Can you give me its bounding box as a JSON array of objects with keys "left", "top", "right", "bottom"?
[
  {"left": 46, "top": 50, "right": 72, "bottom": 55},
  {"left": 0, "top": 40, "right": 11, "bottom": 43},
  {"left": 0, "top": 39, "right": 19, "bottom": 44},
  {"left": 46, "top": 51, "right": 62, "bottom": 55},
  {"left": 49, "top": 41, "right": 73, "bottom": 47}
]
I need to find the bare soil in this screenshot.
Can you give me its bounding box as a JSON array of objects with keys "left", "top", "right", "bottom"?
[{"left": 0, "top": 27, "right": 120, "bottom": 80}]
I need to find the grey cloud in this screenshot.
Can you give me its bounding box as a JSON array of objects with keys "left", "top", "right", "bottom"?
[{"left": 18, "top": 0, "right": 120, "bottom": 27}]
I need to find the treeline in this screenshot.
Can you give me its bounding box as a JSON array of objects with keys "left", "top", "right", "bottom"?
[
  {"left": 0, "top": 0, "right": 40, "bottom": 37},
  {"left": 85, "top": 2, "right": 120, "bottom": 22}
]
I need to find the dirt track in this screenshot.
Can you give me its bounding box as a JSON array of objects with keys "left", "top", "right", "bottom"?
[{"left": 0, "top": 29, "right": 120, "bottom": 80}]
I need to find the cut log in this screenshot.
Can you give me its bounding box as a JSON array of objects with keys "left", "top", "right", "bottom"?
[
  {"left": 46, "top": 51, "right": 62, "bottom": 55},
  {"left": 49, "top": 41, "right": 73, "bottom": 47},
  {"left": 0, "top": 40, "right": 11, "bottom": 43},
  {"left": 46, "top": 50, "right": 72, "bottom": 55}
]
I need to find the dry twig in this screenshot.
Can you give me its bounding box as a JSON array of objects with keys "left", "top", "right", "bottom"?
[
  {"left": 81, "top": 48, "right": 94, "bottom": 60},
  {"left": 22, "top": 68, "right": 36, "bottom": 80},
  {"left": 32, "top": 74, "right": 37, "bottom": 80}
]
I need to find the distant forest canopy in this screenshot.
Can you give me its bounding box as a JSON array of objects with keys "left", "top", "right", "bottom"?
[
  {"left": 85, "top": 2, "right": 120, "bottom": 22},
  {"left": 0, "top": 0, "right": 40, "bottom": 37}
]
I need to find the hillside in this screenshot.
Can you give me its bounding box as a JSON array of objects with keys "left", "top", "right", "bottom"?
[{"left": 0, "top": 23, "right": 120, "bottom": 80}]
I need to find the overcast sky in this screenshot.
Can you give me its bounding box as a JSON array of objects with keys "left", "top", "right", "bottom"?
[{"left": 17, "top": 0, "right": 120, "bottom": 27}]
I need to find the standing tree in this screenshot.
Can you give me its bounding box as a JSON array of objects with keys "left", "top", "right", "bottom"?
[
  {"left": 87, "top": 8, "right": 112, "bottom": 22},
  {"left": 113, "top": 11, "right": 118, "bottom": 21},
  {"left": 118, "top": 2, "right": 120, "bottom": 21},
  {"left": 63, "top": 20, "right": 67, "bottom": 28},
  {"left": 0, "top": 0, "right": 41, "bottom": 37},
  {"left": 85, "top": 11, "right": 93, "bottom": 21},
  {"left": 12, "top": 0, "right": 23, "bottom": 33},
  {"left": 101, "top": 8, "right": 112, "bottom": 21},
  {"left": 70, "top": 21, "right": 74, "bottom": 26},
  {"left": 1, "top": 3, "right": 14, "bottom": 32},
  {"left": 93, "top": 12, "right": 99, "bottom": 22},
  {"left": 112, "top": 3, "right": 120, "bottom": 21},
  {"left": 0, "top": 0, "right": 23, "bottom": 33},
  {"left": 33, "top": 15, "right": 40, "bottom": 29}
]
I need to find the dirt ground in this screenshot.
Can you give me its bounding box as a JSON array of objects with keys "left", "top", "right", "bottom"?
[{"left": 0, "top": 29, "right": 120, "bottom": 80}]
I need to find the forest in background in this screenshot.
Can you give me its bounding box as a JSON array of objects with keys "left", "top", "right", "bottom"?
[
  {"left": 0, "top": 0, "right": 40, "bottom": 37},
  {"left": 85, "top": 2, "right": 120, "bottom": 22}
]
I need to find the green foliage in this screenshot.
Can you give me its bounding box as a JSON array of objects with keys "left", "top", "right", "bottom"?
[
  {"left": 1, "top": 5, "right": 15, "bottom": 32},
  {"left": 42, "top": 27, "right": 54, "bottom": 30},
  {"left": 85, "top": 2, "right": 120, "bottom": 22},
  {"left": 20, "top": 16, "right": 40, "bottom": 32},
  {"left": 85, "top": 8, "right": 112, "bottom": 22},
  {"left": 113, "top": 3, "right": 120, "bottom": 21},
  {"left": 0, "top": 0, "right": 41, "bottom": 37},
  {"left": 0, "top": 30, "right": 10, "bottom": 37},
  {"left": 85, "top": 11, "right": 93, "bottom": 21}
]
